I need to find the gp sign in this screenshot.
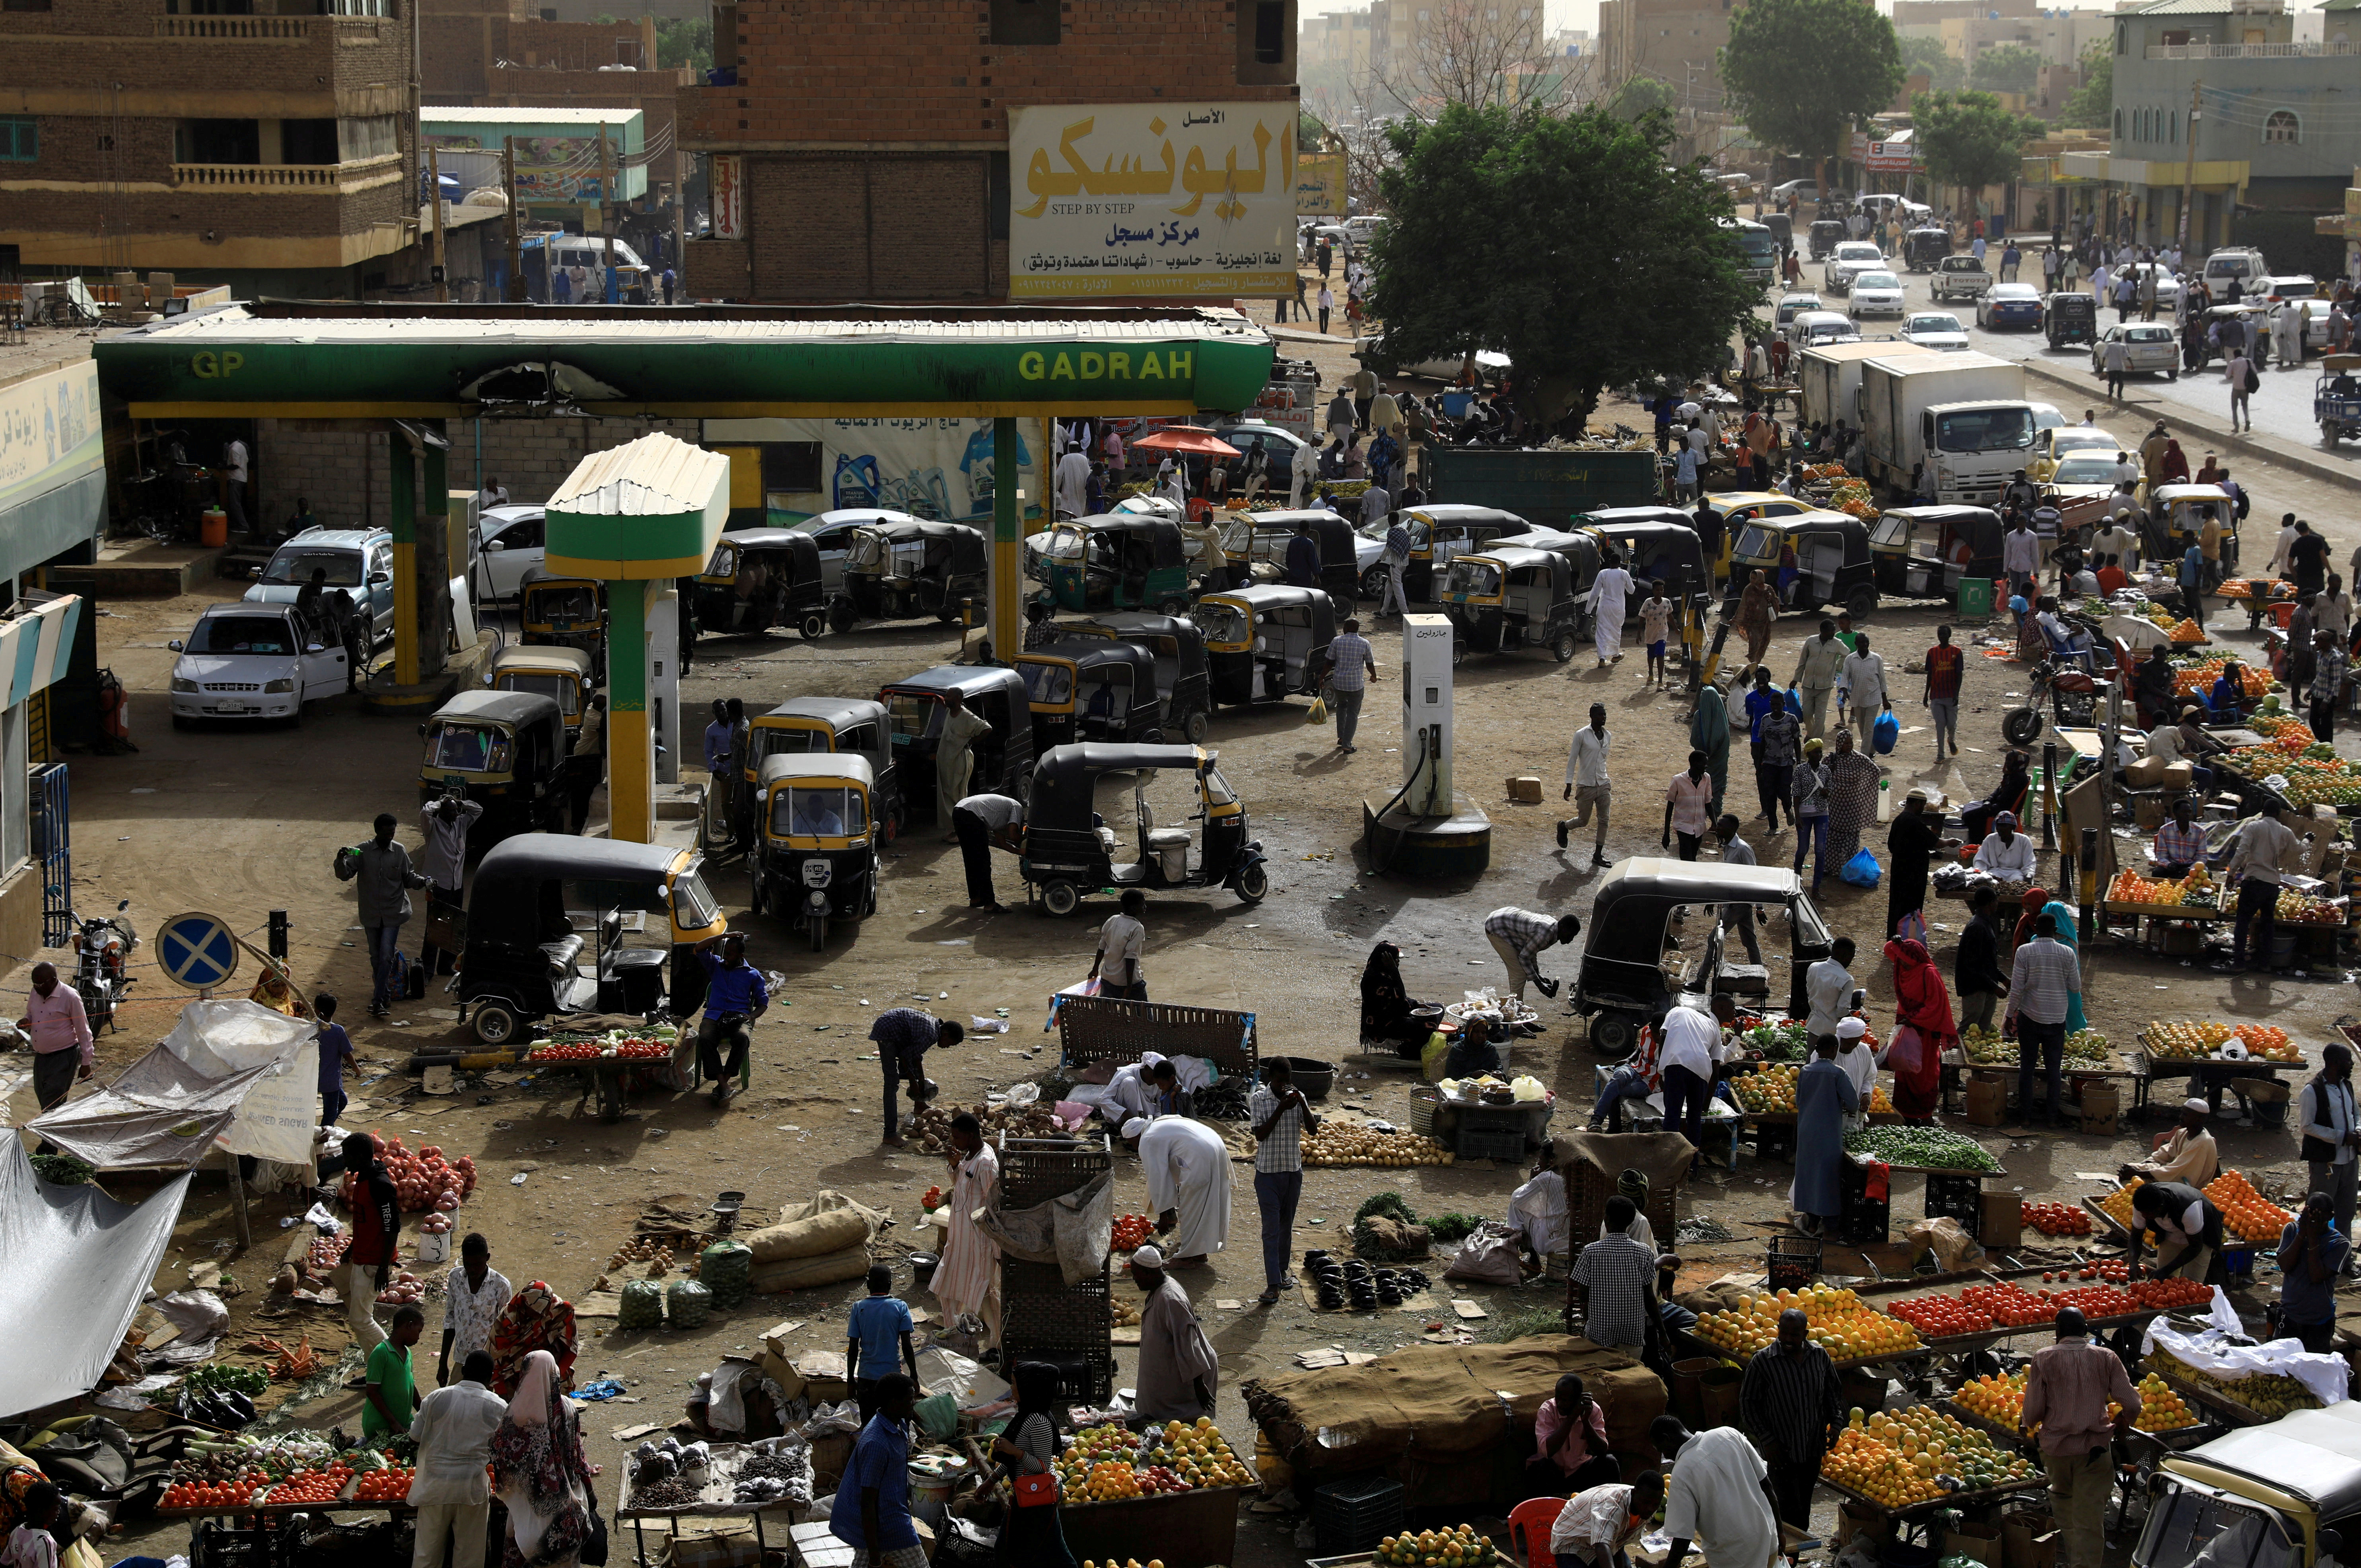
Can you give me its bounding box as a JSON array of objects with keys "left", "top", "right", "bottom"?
[{"left": 190, "top": 352, "right": 245, "bottom": 379}]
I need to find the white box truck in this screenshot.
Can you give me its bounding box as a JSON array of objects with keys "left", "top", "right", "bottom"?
[
  {"left": 1796, "top": 340, "right": 1934, "bottom": 432},
  {"left": 1856, "top": 352, "right": 2035, "bottom": 507}
]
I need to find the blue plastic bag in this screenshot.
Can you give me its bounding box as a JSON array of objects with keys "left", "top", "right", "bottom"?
[
  {"left": 1785, "top": 687, "right": 1805, "bottom": 718},
  {"left": 1840, "top": 848, "right": 1883, "bottom": 889},
  {"left": 1871, "top": 708, "right": 1900, "bottom": 755}
]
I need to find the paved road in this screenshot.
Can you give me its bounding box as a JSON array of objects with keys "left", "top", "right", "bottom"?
[{"left": 1804, "top": 262, "right": 2358, "bottom": 474}]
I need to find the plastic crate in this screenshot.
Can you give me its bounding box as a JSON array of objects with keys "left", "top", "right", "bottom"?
[
  {"left": 1768, "top": 1234, "right": 1821, "bottom": 1291},
  {"left": 996, "top": 1131, "right": 1110, "bottom": 1210},
  {"left": 1002, "top": 1258, "right": 1111, "bottom": 1336},
  {"left": 1000, "top": 1342, "right": 1114, "bottom": 1403},
  {"left": 1924, "top": 1171, "right": 1984, "bottom": 1232},
  {"left": 1455, "top": 1123, "right": 1529, "bottom": 1161},
  {"left": 1312, "top": 1474, "right": 1405, "bottom": 1556}
]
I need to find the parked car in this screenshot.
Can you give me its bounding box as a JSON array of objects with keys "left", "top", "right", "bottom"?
[
  {"left": 1900, "top": 312, "right": 1971, "bottom": 352},
  {"left": 1350, "top": 333, "right": 1509, "bottom": 383},
  {"left": 790, "top": 508, "right": 930, "bottom": 597},
  {"left": 1788, "top": 310, "right": 1861, "bottom": 350},
  {"left": 1846, "top": 270, "right": 1906, "bottom": 319},
  {"left": 1342, "top": 215, "right": 1388, "bottom": 243},
  {"left": 474, "top": 506, "right": 547, "bottom": 601},
  {"left": 1771, "top": 179, "right": 1822, "bottom": 202},
  {"left": 1774, "top": 293, "right": 1824, "bottom": 329},
  {"left": 168, "top": 603, "right": 350, "bottom": 727},
  {"left": 1929, "top": 252, "right": 1992, "bottom": 303},
  {"left": 2028, "top": 424, "right": 2122, "bottom": 482},
  {"left": 2251, "top": 272, "right": 2317, "bottom": 305},
  {"left": 2117, "top": 262, "right": 2184, "bottom": 312},
  {"left": 243, "top": 526, "right": 396, "bottom": 647},
  {"left": 2267, "top": 295, "right": 2335, "bottom": 350},
  {"left": 2201, "top": 247, "right": 2267, "bottom": 296},
  {"left": 1206, "top": 419, "right": 1316, "bottom": 488},
  {"left": 2091, "top": 322, "right": 2180, "bottom": 380},
  {"left": 1820, "top": 241, "right": 1886, "bottom": 296},
  {"left": 1976, "top": 282, "right": 2044, "bottom": 330}
]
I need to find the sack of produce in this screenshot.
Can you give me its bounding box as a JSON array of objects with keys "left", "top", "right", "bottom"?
[
  {"left": 618, "top": 1279, "right": 666, "bottom": 1331},
  {"left": 667, "top": 1278, "right": 713, "bottom": 1330},
  {"left": 700, "top": 1241, "right": 754, "bottom": 1309},
  {"left": 746, "top": 1243, "right": 871, "bottom": 1297},
  {"left": 743, "top": 1208, "right": 871, "bottom": 1265}
]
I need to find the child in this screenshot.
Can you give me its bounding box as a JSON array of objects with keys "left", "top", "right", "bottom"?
[
  {"left": 844, "top": 1264, "right": 920, "bottom": 1425},
  {"left": 1638, "top": 582, "right": 1673, "bottom": 689},
  {"left": 4, "top": 1483, "right": 58, "bottom": 1568},
  {"left": 316, "top": 993, "right": 355, "bottom": 1129}
]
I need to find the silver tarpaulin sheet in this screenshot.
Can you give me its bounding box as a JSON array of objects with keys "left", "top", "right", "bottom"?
[
  {"left": 0, "top": 1139, "right": 189, "bottom": 1416},
  {"left": 24, "top": 1045, "right": 275, "bottom": 1170}
]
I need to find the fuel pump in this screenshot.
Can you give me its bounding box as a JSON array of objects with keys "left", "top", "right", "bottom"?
[{"left": 1365, "top": 614, "right": 1492, "bottom": 876}]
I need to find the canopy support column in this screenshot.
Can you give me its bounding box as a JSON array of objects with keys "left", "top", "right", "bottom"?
[
  {"left": 609, "top": 583, "right": 652, "bottom": 844},
  {"left": 388, "top": 438, "right": 417, "bottom": 685},
  {"left": 990, "top": 416, "right": 1021, "bottom": 661}
]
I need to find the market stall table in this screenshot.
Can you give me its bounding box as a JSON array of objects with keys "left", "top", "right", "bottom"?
[
  {"left": 1055, "top": 1482, "right": 1247, "bottom": 1568},
  {"left": 2122, "top": 1040, "right": 2305, "bottom": 1120},
  {"left": 618, "top": 1440, "right": 814, "bottom": 1568}
]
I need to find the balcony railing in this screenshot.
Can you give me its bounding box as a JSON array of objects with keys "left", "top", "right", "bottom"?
[
  {"left": 170, "top": 154, "right": 401, "bottom": 191},
  {"left": 152, "top": 15, "right": 388, "bottom": 41},
  {"left": 2145, "top": 39, "right": 2359, "bottom": 57}
]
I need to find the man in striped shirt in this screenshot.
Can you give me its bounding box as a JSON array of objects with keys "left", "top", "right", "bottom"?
[
  {"left": 1484, "top": 907, "right": 1582, "bottom": 1001},
  {"left": 1569, "top": 1196, "right": 1657, "bottom": 1355},
  {"left": 2151, "top": 798, "right": 2207, "bottom": 878},
  {"left": 1246, "top": 1060, "right": 1319, "bottom": 1305},
  {"left": 2006, "top": 913, "right": 2083, "bottom": 1128}
]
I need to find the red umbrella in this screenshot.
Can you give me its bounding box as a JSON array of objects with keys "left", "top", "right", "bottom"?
[{"left": 1128, "top": 424, "right": 1241, "bottom": 458}]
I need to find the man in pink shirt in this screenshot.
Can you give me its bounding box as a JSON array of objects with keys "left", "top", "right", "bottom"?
[{"left": 19, "top": 961, "right": 93, "bottom": 1124}]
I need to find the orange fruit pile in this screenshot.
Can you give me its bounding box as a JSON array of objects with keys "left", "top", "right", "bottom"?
[{"left": 2204, "top": 1171, "right": 2292, "bottom": 1241}]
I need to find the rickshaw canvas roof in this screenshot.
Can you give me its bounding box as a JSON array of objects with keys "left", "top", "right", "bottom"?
[
  {"left": 1207, "top": 583, "right": 1329, "bottom": 609},
  {"left": 714, "top": 527, "right": 819, "bottom": 551},
  {"left": 473, "top": 832, "right": 687, "bottom": 891},
  {"left": 2153, "top": 484, "right": 2233, "bottom": 506},
  {"left": 758, "top": 752, "right": 876, "bottom": 790},
  {"left": 492, "top": 644, "right": 594, "bottom": 677},
  {"left": 886, "top": 663, "right": 1028, "bottom": 702},
  {"left": 1744, "top": 508, "right": 1860, "bottom": 534},
  {"left": 1595, "top": 856, "right": 1805, "bottom": 906},
  {"left": 1407, "top": 505, "right": 1531, "bottom": 526},
  {"left": 434, "top": 689, "right": 561, "bottom": 727},
  {"left": 763, "top": 696, "right": 886, "bottom": 730},
  {"left": 2172, "top": 1402, "right": 2361, "bottom": 1516}
]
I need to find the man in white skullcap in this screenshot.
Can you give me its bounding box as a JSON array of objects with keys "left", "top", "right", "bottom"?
[
  {"left": 1129, "top": 1244, "right": 1218, "bottom": 1423},
  {"left": 2121, "top": 1097, "right": 2219, "bottom": 1187},
  {"left": 1833, "top": 1016, "right": 1878, "bottom": 1105},
  {"left": 1136, "top": 1115, "right": 1232, "bottom": 1266}
]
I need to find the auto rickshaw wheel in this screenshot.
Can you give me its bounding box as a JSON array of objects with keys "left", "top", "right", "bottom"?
[
  {"left": 1589, "top": 1012, "right": 1640, "bottom": 1057},
  {"left": 1551, "top": 630, "right": 1577, "bottom": 663},
  {"left": 1041, "top": 881, "right": 1081, "bottom": 917},
  {"left": 1184, "top": 709, "right": 1210, "bottom": 744},
  {"left": 827, "top": 600, "right": 859, "bottom": 634},
  {"left": 1844, "top": 585, "right": 1879, "bottom": 621},
  {"left": 1158, "top": 597, "right": 1190, "bottom": 617},
  {"left": 471, "top": 998, "right": 521, "bottom": 1047},
  {"left": 799, "top": 611, "right": 827, "bottom": 641},
  {"left": 1235, "top": 862, "right": 1269, "bottom": 905}
]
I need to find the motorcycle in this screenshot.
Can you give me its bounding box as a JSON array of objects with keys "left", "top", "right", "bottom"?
[
  {"left": 2003, "top": 658, "right": 2100, "bottom": 746},
  {"left": 73, "top": 900, "right": 139, "bottom": 1031}
]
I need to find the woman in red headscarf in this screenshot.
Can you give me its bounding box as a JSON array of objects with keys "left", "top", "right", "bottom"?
[
  {"left": 2012, "top": 885, "right": 2049, "bottom": 952},
  {"left": 1881, "top": 938, "right": 1954, "bottom": 1118}
]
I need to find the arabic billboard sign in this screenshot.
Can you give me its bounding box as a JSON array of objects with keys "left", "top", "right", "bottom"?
[
  {"left": 1009, "top": 102, "right": 1297, "bottom": 300},
  {"left": 1296, "top": 151, "right": 1347, "bottom": 216},
  {"left": 1864, "top": 139, "right": 1922, "bottom": 174},
  {"left": 711, "top": 155, "right": 745, "bottom": 239}
]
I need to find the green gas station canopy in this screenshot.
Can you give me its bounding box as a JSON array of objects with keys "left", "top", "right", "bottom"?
[{"left": 95, "top": 302, "right": 1278, "bottom": 419}]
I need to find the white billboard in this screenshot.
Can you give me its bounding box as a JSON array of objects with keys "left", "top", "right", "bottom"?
[{"left": 1009, "top": 103, "right": 1298, "bottom": 300}]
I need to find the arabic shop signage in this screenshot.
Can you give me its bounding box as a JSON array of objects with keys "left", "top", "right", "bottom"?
[{"left": 1009, "top": 103, "right": 1298, "bottom": 300}]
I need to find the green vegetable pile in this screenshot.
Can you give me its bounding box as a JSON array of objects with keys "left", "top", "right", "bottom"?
[
  {"left": 1352, "top": 1194, "right": 1427, "bottom": 1260},
  {"left": 29, "top": 1154, "right": 94, "bottom": 1185},
  {"left": 184, "top": 1364, "right": 269, "bottom": 1396},
  {"left": 1842, "top": 1125, "right": 1999, "bottom": 1173},
  {"left": 1424, "top": 1212, "right": 1485, "bottom": 1243},
  {"left": 1743, "top": 1022, "right": 1811, "bottom": 1062}
]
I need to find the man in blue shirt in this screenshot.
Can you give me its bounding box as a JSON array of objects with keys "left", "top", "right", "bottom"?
[
  {"left": 830, "top": 1374, "right": 922, "bottom": 1568},
  {"left": 315, "top": 993, "right": 355, "bottom": 1128},
  {"left": 2277, "top": 1193, "right": 2348, "bottom": 1352},
  {"left": 694, "top": 932, "right": 769, "bottom": 1108},
  {"left": 844, "top": 1265, "right": 922, "bottom": 1424}
]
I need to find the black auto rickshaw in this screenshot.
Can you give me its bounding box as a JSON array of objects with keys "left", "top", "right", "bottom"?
[
  {"left": 1723, "top": 510, "right": 1880, "bottom": 620},
  {"left": 1589, "top": 519, "right": 1709, "bottom": 603},
  {"left": 1030, "top": 513, "right": 1194, "bottom": 616},
  {"left": 1195, "top": 584, "right": 1335, "bottom": 707},
  {"left": 1066, "top": 612, "right": 1214, "bottom": 744},
  {"left": 1870, "top": 504, "right": 2006, "bottom": 600},
  {"left": 2044, "top": 291, "right": 2098, "bottom": 350},
  {"left": 877, "top": 663, "right": 1036, "bottom": 823},
  {"left": 418, "top": 690, "right": 574, "bottom": 847},
  {"left": 692, "top": 529, "right": 828, "bottom": 643},
  {"left": 829, "top": 519, "right": 988, "bottom": 631},
  {"left": 1763, "top": 212, "right": 1792, "bottom": 253},
  {"left": 1571, "top": 858, "right": 1833, "bottom": 1055},
  {"left": 1018, "top": 742, "right": 1269, "bottom": 917},
  {"left": 743, "top": 696, "right": 899, "bottom": 839},
  {"left": 519, "top": 573, "right": 607, "bottom": 669},
  {"left": 1227, "top": 508, "right": 1359, "bottom": 614},
  {"left": 1903, "top": 227, "right": 1950, "bottom": 272},
  {"left": 1439, "top": 543, "right": 1586, "bottom": 662},
  {"left": 1394, "top": 504, "right": 1533, "bottom": 605},
  {"left": 1019, "top": 637, "right": 1165, "bottom": 749},
  {"left": 455, "top": 835, "right": 726, "bottom": 1048},
  {"left": 1808, "top": 219, "right": 1846, "bottom": 261},
  {"left": 750, "top": 753, "right": 879, "bottom": 950}
]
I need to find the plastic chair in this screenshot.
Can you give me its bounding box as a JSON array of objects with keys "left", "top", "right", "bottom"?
[
  {"left": 1507, "top": 1496, "right": 1568, "bottom": 1568},
  {"left": 2269, "top": 599, "right": 2298, "bottom": 629}
]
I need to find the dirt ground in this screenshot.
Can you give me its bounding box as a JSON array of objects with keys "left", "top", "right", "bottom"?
[{"left": 19, "top": 312, "right": 2361, "bottom": 1568}]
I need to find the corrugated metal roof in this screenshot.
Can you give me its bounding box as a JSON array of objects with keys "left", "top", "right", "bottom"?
[
  {"left": 547, "top": 432, "right": 727, "bottom": 515},
  {"left": 2127, "top": 0, "right": 2242, "bottom": 16},
  {"left": 422, "top": 106, "right": 643, "bottom": 127},
  {"left": 128, "top": 306, "right": 1270, "bottom": 348}
]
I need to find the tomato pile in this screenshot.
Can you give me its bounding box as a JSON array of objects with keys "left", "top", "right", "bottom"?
[
  {"left": 2021, "top": 1200, "right": 2092, "bottom": 1237},
  {"left": 362, "top": 1134, "right": 476, "bottom": 1213},
  {"left": 1886, "top": 1294, "right": 1995, "bottom": 1338},
  {"left": 2130, "top": 1277, "right": 2215, "bottom": 1309},
  {"left": 529, "top": 1042, "right": 607, "bottom": 1062},
  {"left": 529, "top": 1037, "right": 672, "bottom": 1063},
  {"left": 353, "top": 1467, "right": 415, "bottom": 1502},
  {"left": 1112, "top": 1214, "right": 1155, "bottom": 1252},
  {"left": 161, "top": 1476, "right": 264, "bottom": 1510},
  {"left": 263, "top": 1465, "right": 352, "bottom": 1505},
  {"left": 922, "top": 1186, "right": 944, "bottom": 1211}
]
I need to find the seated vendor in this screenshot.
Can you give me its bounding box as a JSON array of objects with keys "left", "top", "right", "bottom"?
[
  {"left": 1960, "top": 750, "right": 2033, "bottom": 844},
  {"left": 2133, "top": 645, "right": 2177, "bottom": 729},
  {"left": 2208, "top": 658, "right": 2251, "bottom": 719},
  {"left": 1970, "top": 810, "right": 2036, "bottom": 881},
  {"left": 1524, "top": 1373, "right": 1620, "bottom": 1497},
  {"left": 1358, "top": 941, "right": 1428, "bottom": 1054},
  {"left": 1445, "top": 1014, "right": 1502, "bottom": 1079},
  {"left": 2094, "top": 554, "right": 2129, "bottom": 597},
  {"left": 2121, "top": 1097, "right": 2220, "bottom": 1187},
  {"left": 1509, "top": 1143, "right": 1567, "bottom": 1276},
  {"left": 1106, "top": 1055, "right": 1182, "bottom": 1124},
  {"left": 2174, "top": 706, "right": 2225, "bottom": 789},
  {"left": 1655, "top": 1254, "right": 1696, "bottom": 1332},
  {"left": 2152, "top": 796, "right": 2209, "bottom": 878},
  {"left": 1589, "top": 1020, "right": 1663, "bottom": 1133}
]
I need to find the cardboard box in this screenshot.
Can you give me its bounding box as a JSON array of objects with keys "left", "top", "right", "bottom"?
[
  {"left": 2133, "top": 790, "right": 2188, "bottom": 830},
  {"left": 2081, "top": 1083, "right": 2121, "bottom": 1136},
  {"left": 1505, "top": 775, "right": 1544, "bottom": 803},
  {"left": 2161, "top": 759, "right": 2194, "bottom": 787},
  {"left": 1952, "top": 1521, "right": 2005, "bottom": 1568},
  {"left": 2126, "top": 755, "right": 2172, "bottom": 787},
  {"left": 1964, "top": 1077, "right": 2009, "bottom": 1127},
  {"left": 2004, "top": 1509, "right": 2061, "bottom": 1568},
  {"left": 1980, "top": 1187, "right": 2023, "bottom": 1247},
  {"left": 758, "top": 1350, "right": 805, "bottom": 1401},
  {"left": 665, "top": 1529, "right": 760, "bottom": 1568}
]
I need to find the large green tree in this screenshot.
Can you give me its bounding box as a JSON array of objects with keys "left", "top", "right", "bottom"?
[
  {"left": 1913, "top": 90, "right": 2046, "bottom": 211},
  {"left": 1370, "top": 103, "right": 1761, "bottom": 432},
  {"left": 1607, "top": 76, "right": 1678, "bottom": 122},
  {"left": 2059, "top": 42, "right": 2112, "bottom": 128},
  {"left": 1720, "top": 0, "right": 1906, "bottom": 190},
  {"left": 1969, "top": 43, "right": 2044, "bottom": 97},
  {"left": 1899, "top": 36, "right": 1965, "bottom": 93}
]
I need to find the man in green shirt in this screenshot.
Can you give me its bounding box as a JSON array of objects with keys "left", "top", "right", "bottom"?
[{"left": 365, "top": 1305, "right": 426, "bottom": 1438}]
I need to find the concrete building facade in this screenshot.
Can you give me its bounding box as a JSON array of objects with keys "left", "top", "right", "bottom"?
[{"left": 1596, "top": 0, "right": 1732, "bottom": 109}]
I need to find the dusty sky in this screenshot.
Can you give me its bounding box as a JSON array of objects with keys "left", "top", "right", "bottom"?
[{"left": 1295, "top": 0, "right": 2334, "bottom": 44}]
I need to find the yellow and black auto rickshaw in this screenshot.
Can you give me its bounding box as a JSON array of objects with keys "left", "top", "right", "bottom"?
[
  {"left": 417, "top": 689, "right": 574, "bottom": 848},
  {"left": 1439, "top": 539, "right": 1591, "bottom": 663},
  {"left": 1589, "top": 518, "right": 1710, "bottom": 604},
  {"left": 877, "top": 663, "right": 1037, "bottom": 825},
  {"left": 1386, "top": 504, "right": 1533, "bottom": 607},
  {"left": 487, "top": 644, "right": 596, "bottom": 741},
  {"left": 1065, "top": 611, "right": 1214, "bottom": 745},
  {"left": 1195, "top": 584, "right": 1335, "bottom": 708},
  {"left": 1225, "top": 508, "right": 1360, "bottom": 614},
  {"left": 829, "top": 519, "right": 988, "bottom": 632},
  {"left": 1019, "top": 637, "right": 1166, "bottom": 749},
  {"left": 455, "top": 834, "right": 726, "bottom": 1047},
  {"left": 692, "top": 528, "right": 828, "bottom": 644},
  {"left": 1870, "top": 504, "right": 2006, "bottom": 601},
  {"left": 519, "top": 572, "right": 608, "bottom": 669},
  {"left": 1018, "top": 741, "right": 1268, "bottom": 917},
  {"left": 741, "top": 696, "right": 897, "bottom": 836},
  {"left": 1723, "top": 509, "right": 1881, "bottom": 620},
  {"left": 751, "top": 753, "right": 879, "bottom": 951},
  {"left": 1028, "top": 513, "right": 1194, "bottom": 616}
]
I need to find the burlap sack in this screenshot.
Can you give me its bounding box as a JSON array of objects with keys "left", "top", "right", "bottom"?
[
  {"left": 1905, "top": 1216, "right": 1985, "bottom": 1272},
  {"left": 1360, "top": 1216, "right": 1430, "bottom": 1257},
  {"left": 743, "top": 1208, "right": 871, "bottom": 1265},
  {"left": 746, "top": 1242, "right": 870, "bottom": 1295}
]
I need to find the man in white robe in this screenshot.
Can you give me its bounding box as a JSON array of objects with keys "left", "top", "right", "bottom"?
[
  {"left": 1588, "top": 555, "right": 1636, "bottom": 665},
  {"left": 1136, "top": 1115, "right": 1232, "bottom": 1266}
]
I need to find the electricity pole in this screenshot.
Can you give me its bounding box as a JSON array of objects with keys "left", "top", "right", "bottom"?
[{"left": 2177, "top": 80, "right": 2202, "bottom": 252}]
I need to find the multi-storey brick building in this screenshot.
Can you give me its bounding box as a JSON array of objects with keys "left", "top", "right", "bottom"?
[
  {"left": 678, "top": 0, "right": 1297, "bottom": 302},
  {"left": 0, "top": 0, "right": 418, "bottom": 294},
  {"left": 1597, "top": 0, "right": 1732, "bottom": 111}
]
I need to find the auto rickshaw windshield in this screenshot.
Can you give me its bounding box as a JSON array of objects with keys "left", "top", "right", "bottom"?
[
  {"left": 754, "top": 725, "right": 832, "bottom": 764},
  {"left": 430, "top": 722, "right": 510, "bottom": 773},
  {"left": 1195, "top": 601, "right": 1251, "bottom": 643},
  {"left": 1734, "top": 523, "right": 1778, "bottom": 561},
  {"left": 884, "top": 692, "right": 944, "bottom": 740},
  {"left": 704, "top": 541, "right": 738, "bottom": 578},
  {"left": 1020, "top": 661, "right": 1075, "bottom": 704},
  {"left": 1203, "top": 762, "right": 1237, "bottom": 806},
  {"left": 772, "top": 785, "right": 867, "bottom": 838},
  {"left": 1445, "top": 558, "right": 1501, "bottom": 597},
  {"left": 673, "top": 869, "right": 720, "bottom": 928},
  {"left": 846, "top": 532, "right": 891, "bottom": 572},
  {"left": 261, "top": 547, "right": 364, "bottom": 587},
  {"left": 533, "top": 586, "right": 598, "bottom": 621},
  {"left": 500, "top": 671, "right": 580, "bottom": 714},
  {"left": 2139, "top": 1489, "right": 2296, "bottom": 1568}
]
